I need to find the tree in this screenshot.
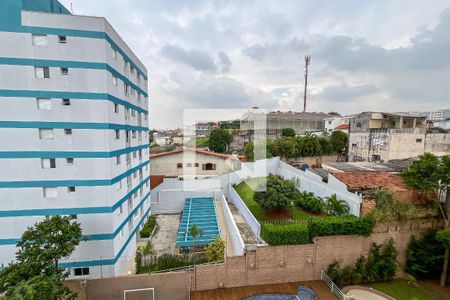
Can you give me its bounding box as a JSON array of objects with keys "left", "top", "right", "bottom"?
[
  {"left": 281, "top": 128, "right": 296, "bottom": 137},
  {"left": 402, "top": 153, "right": 450, "bottom": 286},
  {"left": 188, "top": 224, "right": 203, "bottom": 265},
  {"left": 244, "top": 139, "right": 273, "bottom": 162},
  {"left": 272, "top": 137, "right": 296, "bottom": 160},
  {"left": 254, "top": 176, "right": 300, "bottom": 211},
  {"left": 205, "top": 237, "right": 225, "bottom": 262},
  {"left": 330, "top": 131, "right": 348, "bottom": 157},
  {"left": 318, "top": 137, "right": 333, "bottom": 156},
  {"left": 208, "top": 128, "right": 232, "bottom": 153},
  {"left": 325, "top": 194, "right": 350, "bottom": 216},
  {"left": 0, "top": 216, "right": 83, "bottom": 299},
  {"left": 295, "top": 135, "right": 321, "bottom": 157}
]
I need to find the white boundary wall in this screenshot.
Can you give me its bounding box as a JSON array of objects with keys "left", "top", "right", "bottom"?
[
  {"left": 228, "top": 187, "right": 261, "bottom": 238},
  {"left": 219, "top": 193, "right": 245, "bottom": 256}
]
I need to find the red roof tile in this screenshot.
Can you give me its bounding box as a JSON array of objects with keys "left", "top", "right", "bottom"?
[
  {"left": 332, "top": 171, "right": 408, "bottom": 192},
  {"left": 335, "top": 124, "right": 349, "bottom": 130}
]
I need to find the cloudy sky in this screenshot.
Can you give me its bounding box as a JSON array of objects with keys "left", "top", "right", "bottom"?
[{"left": 60, "top": 0, "right": 450, "bottom": 129}]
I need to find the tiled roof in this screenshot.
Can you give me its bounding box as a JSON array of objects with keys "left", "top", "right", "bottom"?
[
  {"left": 335, "top": 124, "right": 349, "bottom": 130},
  {"left": 332, "top": 171, "right": 409, "bottom": 192},
  {"left": 242, "top": 111, "right": 334, "bottom": 121}
]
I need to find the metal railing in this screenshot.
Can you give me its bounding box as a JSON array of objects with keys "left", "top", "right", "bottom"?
[{"left": 321, "top": 271, "right": 356, "bottom": 300}]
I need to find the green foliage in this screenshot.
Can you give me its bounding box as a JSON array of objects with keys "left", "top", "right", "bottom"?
[
  {"left": 437, "top": 229, "right": 450, "bottom": 248},
  {"left": 281, "top": 128, "right": 296, "bottom": 137},
  {"left": 326, "top": 239, "right": 397, "bottom": 287},
  {"left": 330, "top": 131, "right": 348, "bottom": 155},
  {"left": 405, "top": 273, "right": 418, "bottom": 287},
  {"left": 325, "top": 194, "right": 350, "bottom": 216},
  {"left": 136, "top": 253, "right": 210, "bottom": 274},
  {"left": 205, "top": 237, "right": 225, "bottom": 262},
  {"left": 308, "top": 215, "right": 373, "bottom": 239},
  {"left": 406, "top": 229, "right": 445, "bottom": 279},
  {"left": 196, "top": 137, "right": 209, "bottom": 148},
  {"left": 402, "top": 153, "right": 441, "bottom": 192},
  {"left": 261, "top": 223, "right": 310, "bottom": 245},
  {"left": 295, "top": 191, "right": 324, "bottom": 214},
  {"left": 208, "top": 128, "right": 232, "bottom": 153},
  {"left": 219, "top": 120, "right": 240, "bottom": 130},
  {"left": 318, "top": 137, "right": 333, "bottom": 155},
  {"left": 0, "top": 216, "right": 82, "bottom": 299},
  {"left": 294, "top": 135, "right": 322, "bottom": 157},
  {"left": 369, "top": 188, "right": 418, "bottom": 223},
  {"left": 189, "top": 224, "right": 204, "bottom": 241},
  {"left": 244, "top": 140, "right": 273, "bottom": 161},
  {"left": 140, "top": 215, "right": 157, "bottom": 238},
  {"left": 271, "top": 137, "right": 297, "bottom": 160},
  {"left": 254, "top": 176, "right": 300, "bottom": 211}
]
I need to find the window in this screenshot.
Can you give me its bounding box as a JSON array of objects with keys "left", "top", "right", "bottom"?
[
  {"left": 116, "top": 155, "right": 121, "bottom": 165},
  {"left": 187, "top": 163, "right": 192, "bottom": 167},
  {"left": 43, "top": 187, "right": 57, "bottom": 198},
  {"left": 73, "top": 267, "right": 89, "bottom": 277},
  {"left": 66, "top": 158, "right": 74, "bottom": 164},
  {"left": 137, "top": 93, "right": 141, "bottom": 102},
  {"left": 352, "top": 143, "right": 357, "bottom": 148},
  {"left": 115, "top": 130, "right": 120, "bottom": 139},
  {"left": 39, "top": 128, "right": 54, "bottom": 139},
  {"left": 132, "top": 131, "right": 136, "bottom": 139},
  {"left": 58, "top": 35, "right": 67, "bottom": 43},
  {"left": 177, "top": 163, "right": 182, "bottom": 169},
  {"left": 130, "top": 66, "right": 135, "bottom": 74},
  {"left": 112, "top": 47, "right": 117, "bottom": 59},
  {"left": 124, "top": 61, "right": 129, "bottom": 73},
  {"left": 114, "top": 103, "right": 119, "bottom": 113},
  {"left": 41, "top": 158, "right": 56, "bottom": 169},
  {"left": 60, "top": 67, "right": 68, "bottom": 75},
  {"left": 137, "top": 73, "right": 141, "bottom": 83},
  {"left": 145, "top": 114, "right": 148, "bottom": 121},
  {"left": 120, "top": 228, "right": 124, "bottom": 237},
  {"left": 68, "top": 186, "right": 76, "bottom": 193},
  {"left": 37, "top": 98, "right": 51, "bottom": 110},
  {"left": 35, "top": 66, "right": 50, "bottom": 78},
  {"left": 416, "top": 138, "right": 423, "bottom": 143},
  {"left": 62, "top": 98, "right": 71, "bottom": 106},
  {"left": 32, "top": 34, "right": 47, "bottom": 46},
  {"left": 64, "top": 129, "right": 72, "bottom": 135},
  {"left": 328, "top": 121, "right": 332, "bottom": 124},
  {"left": 124, "top": 84, "right": 129, "bottom": 96},
  {"left": 194, "top": 163, "right": 199, "bottom": 167},
  {"left": 133, "top": 171, "right": 137, "bottom": 178},
  {"left": 133, "top": 151, "right": 137, "bottom": 158},
  {"left": 118, "top": 204, "right": 123, "bottom": 215},
  {"left": 202, "top": 163, "right": 216, "bottom": 171},
  {"left": 112, "top": 75, "right": 118, "bottom": 86},
  {"left": 116, "top": 180, "right": 122, "bottom": 190}
]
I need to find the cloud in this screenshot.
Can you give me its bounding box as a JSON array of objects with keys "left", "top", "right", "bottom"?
[
  {"left": 160, "top": 44, "right": 217, "bottom": 72},
  {"left": 315, "top": 83, "right": 380, "bottom": 102},
  {"left": 217, "top": 51, "right": 232, "bottom": 73}
]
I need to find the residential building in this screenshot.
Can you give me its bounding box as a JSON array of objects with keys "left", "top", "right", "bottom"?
[
  {"left": 323, "top": 116, "right": 352, "bottom": 135},
  {"left": 240, "top": 109, "right": 334, "bottom": 138},
  {"left": 426, "top": 108, "right": 450, "bottom": 121},
  {"left": 0, "top": 0, "right": 150, "bottom": 278},
  {"left": 150, "top": 148, "right": 241, "bottom": 181},
  {"left": 348, "top": 112, "right": 449, "bottom": 162},
  {"left": 195, "top": 122, "right": 217, "bottom": 136}
]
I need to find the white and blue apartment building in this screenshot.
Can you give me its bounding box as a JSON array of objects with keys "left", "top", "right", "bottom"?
[{"left": 0, "top": 0, "right": 150, "bottom": 278}]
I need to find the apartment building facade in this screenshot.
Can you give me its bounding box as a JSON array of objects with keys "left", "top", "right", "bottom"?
[{"left": 0, "top": 0, "right": 150, "bottom": 278}]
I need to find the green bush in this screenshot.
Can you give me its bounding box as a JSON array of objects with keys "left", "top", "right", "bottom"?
[
  {"left": 254, "top": 175, "right": 301, "bottom": 211},
  {"left": 308, "top": 215, "right": 373, "bottom": 239},
  {"left": 295, "top": 191, "right": 324, "bottom": 214},
  {"left": 261, "top": 223, "right": 310, "bottom": 245},
  {"left": 140, "top": 215, "right": 157, "bottom": 238}
]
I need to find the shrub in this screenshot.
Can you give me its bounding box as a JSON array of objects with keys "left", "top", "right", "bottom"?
[
  {"left": 325, "top": 194, "right": 350, "bottom": 216},
  {"left": 206, "top": 237, "right": 225, "bottom": 262},
  {"left": 369, "top": 189, "right": 418, "bottom": 223},
  {"left": 308, "top": 216, "right": 373, "bottom": 239},
  {"left": 295, "top": 191, "right": 324, "bottom": 214},
  {"left": 261, "top": 223, "right": 310, "bottom": 245},
  {"left": 140, "top": 215, "right": 157, "bottom": 238},
  {"left": 254, "top": 176, "right": 301, "bottom": 211}
]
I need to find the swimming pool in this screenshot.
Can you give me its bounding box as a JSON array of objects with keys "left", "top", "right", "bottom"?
[
  {"left": 176, "top": 197, "right": 220, "bottom": 247},
  {"left": 244, "top": 286, "right": 316, "bottom": 300}
]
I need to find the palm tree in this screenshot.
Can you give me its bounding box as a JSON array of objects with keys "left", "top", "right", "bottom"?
[
  {"left": 325, "top": 194, "right": 350, "bottom": 216},
  {"left": 189, "top": 224, "right": 203, "bottom": 265}
]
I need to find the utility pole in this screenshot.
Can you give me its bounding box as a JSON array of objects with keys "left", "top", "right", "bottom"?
[{"left": 303, "top": 54, "right": 311, "bottom": 113}]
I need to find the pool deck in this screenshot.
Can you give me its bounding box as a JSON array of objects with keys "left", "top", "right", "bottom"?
[{"left": 191, "top": 281, "right": 335, "bottom": 300}]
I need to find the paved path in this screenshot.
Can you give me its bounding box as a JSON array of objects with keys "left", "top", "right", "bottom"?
[
  {"left": 215, "top": 199, "right": 234, "bottom": 257},
  {"left": 151, "top": 214, "right": 180, "bottom": 255}
]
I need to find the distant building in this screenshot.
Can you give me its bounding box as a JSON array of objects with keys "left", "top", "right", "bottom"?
[
  {"left": 240, "top": 110, "right": 334, "bottom": 139},
  {"left": 426, "top": 108, "right": 450, "bottom": 121},
  {"left": 150, "top": 148, "right": 242, "bottom": 181},
  {"left": 348, "top": 112, "right": 449, "bottom": 162},
  {"left": 324, "top": 116, "right": 352, "bottom": 135},
  {"left": 195, "top": 122, "right": 217, "bottom": 136}
]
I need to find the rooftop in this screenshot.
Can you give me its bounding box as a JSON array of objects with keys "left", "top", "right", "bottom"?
[
  {"left": 332, "top": 171, "right": 409, "bottom": 192},
  {"left": 242, "top": 111, "right": 335, "bottom": 121},
  {"left": 335, "top": 124, "right": 349, "bottom": 130},
  {"left": 150, "top": 147, "right": 240, "bottom": 160}
]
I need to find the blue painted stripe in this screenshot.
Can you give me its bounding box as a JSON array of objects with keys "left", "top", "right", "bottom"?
[
  {"left": 0, "top": 160, "right": 149, "bottom": 188},
  {"left": 0, "top": 176, "right": 149, "bottom": 217},
  {"left": 0, "top": 121, "right": 148, "bottom": 131},
  {"left": 59, "top": 206, "right": 152, "bottom": 268},
  {"left": 0, "top": 191, "right": 151, "bottom": 246},
  {"left": 19, "top": 26, "right": 148, "bottom": 80},
  {"left": 0, "top": 144, "right": 149, "bottom": 159},
  {"left": 0, "top": 57, "right": 147, "bottom": 97},
  {"left": 0, "top": 89, "right": 148, "bottom": 114}
]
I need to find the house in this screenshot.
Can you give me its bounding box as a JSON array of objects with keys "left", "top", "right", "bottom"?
[
  {"left": 347, "top": 111, "right": 450, "bottom": 162},
  {"left": 323, "top": 116, "right": 352, "bottom": 135},
  {"left": 150, "top": 148, "right": 242, "bottom": 182}
]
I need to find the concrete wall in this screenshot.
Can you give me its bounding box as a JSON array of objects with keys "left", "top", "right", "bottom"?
[
  {"left": 219, "top": 193, "right": 246, "bottom": 256},
  {"left": 425, "top": 133, "right": 450, "bottom": 156}
]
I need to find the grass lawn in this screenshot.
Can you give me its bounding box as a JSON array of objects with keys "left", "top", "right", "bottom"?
[
  {"left": 368, "top": 279, "right": 450, "bottom": 300},
  {"left": 234, "top": 177, "right": 324, "bottom": 222}
]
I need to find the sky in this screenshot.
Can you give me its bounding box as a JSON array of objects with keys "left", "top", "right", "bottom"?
[{"left": 60, "top": 0, "right": 450, "bottom": 129}]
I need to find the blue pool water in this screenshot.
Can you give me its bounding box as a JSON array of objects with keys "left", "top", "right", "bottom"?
[
  {"left": 243, "top": 286, "right": 316, "bottom": 300},
  {"left": 175, "top": 197, "right": 220, "bottom": 247}
]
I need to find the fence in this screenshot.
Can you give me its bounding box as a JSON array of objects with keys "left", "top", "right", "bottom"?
[
  {"left": 228, "top": 186, "right": 261, "bottom": 238},
  {"left": 219, "top": 193, "right": 246, "bottom": 256},
  {"left": 321, "top": 271, "right": 355, "bottom": 300}
]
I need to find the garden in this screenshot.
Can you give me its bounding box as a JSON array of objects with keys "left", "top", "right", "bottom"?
[{"left": 234, "top": 175, "right": 373, "bottom": 245}]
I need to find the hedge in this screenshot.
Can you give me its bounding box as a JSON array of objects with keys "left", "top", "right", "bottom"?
[
  {"left": 308, "top": 216, "right": 373, "bottom": 239},
  {"left": 260, "top": 216, "right": 374, "bottom": 246},
  {"left": 261, "top": 223, "right": 310, "bottom": 245},
  {"left": 140, "top": 215, "right": 157, "bottom": 238}
]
